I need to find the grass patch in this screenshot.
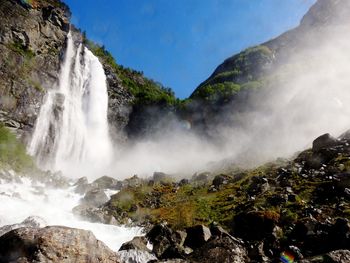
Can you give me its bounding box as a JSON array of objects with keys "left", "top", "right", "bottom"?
[
  {"left": 0, "top": 124, "right": 34, "bottom": 171},
  {"left": 8, "top": 42, "right": 35, "bottom": 60}
]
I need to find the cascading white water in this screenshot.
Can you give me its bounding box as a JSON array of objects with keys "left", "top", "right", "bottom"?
[
  {"left": 10, "top": 32, "right": 150, "bottom": 261},
  {"left": 28, "top": 32, "right": 112, "bottom": 176}
]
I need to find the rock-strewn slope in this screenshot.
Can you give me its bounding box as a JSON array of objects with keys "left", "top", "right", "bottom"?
[{"left": 102, "top": 131, "right": 350, "bottom": 262}]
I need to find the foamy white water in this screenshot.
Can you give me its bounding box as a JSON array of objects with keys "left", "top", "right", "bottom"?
[
  {"left": 0, "top": 178, "right": 142, "bottom": 252},
  {"left": 16, "top": 31, "right": 154, "bottom": 262},
  {"left": 28, "top": 31, "right": 112, "bottom": 177}
]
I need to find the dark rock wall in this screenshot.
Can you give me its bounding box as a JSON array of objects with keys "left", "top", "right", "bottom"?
[{"left": 0, "top": 0, "right": 70, "bottom": 139}]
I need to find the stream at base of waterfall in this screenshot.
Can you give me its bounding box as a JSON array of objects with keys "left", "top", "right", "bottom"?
[{"left": 0, "top": 31, "right": 149, "bottom": 262}]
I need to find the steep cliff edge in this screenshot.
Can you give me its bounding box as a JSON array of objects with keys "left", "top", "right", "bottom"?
[{"left": 0, "top": 0, "right": 70, "bottom": 138}]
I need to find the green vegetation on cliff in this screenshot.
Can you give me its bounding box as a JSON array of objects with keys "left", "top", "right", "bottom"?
[
  {"left": 191, "top": 45, "right": 273, "bottom": 102},
  {"left": 0, "top": 124, "right": 34, "bottom": 171}
]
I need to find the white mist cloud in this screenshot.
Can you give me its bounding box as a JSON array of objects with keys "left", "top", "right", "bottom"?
[{"left": 106, "top": 19, "right": 350, "bottom": 180}]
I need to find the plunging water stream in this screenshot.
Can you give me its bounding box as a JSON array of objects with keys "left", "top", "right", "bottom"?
[
  {"left": 0, "top": 32, "right": 149, "bottom": 261},
  {"left": 28, "top": 31, "right": 112, "bottom": 176}
]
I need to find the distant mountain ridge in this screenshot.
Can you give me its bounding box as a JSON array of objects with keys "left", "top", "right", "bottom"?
[
  {"left": 191, "top": 0, "right": 350, "bottom": 100},
  {"left": 185, "top": 0, "right": 350, "bottom": 135}
]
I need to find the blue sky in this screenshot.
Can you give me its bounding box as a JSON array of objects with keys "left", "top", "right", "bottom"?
[{"left": 63, "top": 0, "right": 316, "bottom": 98}]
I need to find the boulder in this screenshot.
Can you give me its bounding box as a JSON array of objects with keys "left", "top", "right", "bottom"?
[
  {"left": 74, "top": 177, "right": 93, "bottom": 195},
  {"left": 190, "top": 236, "right": 248, "bottom": 263},
  {"left": 210, "top": 224, "right": 243, "bottom": 244},
  {"left": 184, "top": 225, "right": 211, "bottom": 249},
  {"left": 146, "top": 224, "right": 174, "bottom": 258},
  {"left": 75, "top": 177, "right": 88, "bottom": 186},
  {"left": 212, "top": 174, "right": 231, "bottom": 188},
  {"left": 72, "top": 204, "right": 117, "bottom": 225},
  {"left": 247, "top": 242, "right": 269, "bottom": 262},
  {"left": 233, "top": 211, "right": 279, "bottom": 241},
  {"left": 173, "top": 230, "right": 187, "bottom": 247},
  {"left": 153, "top": 172, "right": 172, "bottom": 184},
  {"left": 300, "top": 250, "right": 350, "bottom": 263},
  {"left": 192, "top": 172, "right": 211, "bottom": 184},
  {"left": 125, "top": 175, "right": 143, "bottom": 188},
  {"left": 118, "top": 249, "right": 157, "bottom": 263},
  {"left": 119, "top": 236, "right": 150, "bottom": 252},
  {"left": 312, "top": 133, "right": 339, "bottom": 152},
  {"left": 0, "top": 226, "right": 120, "bottom": 263},
  {"left": 325, "top": 250, "right": 350, "bottom": 263},
  {"left": 247, "top": 176, "right": 270, "bottom": 196},
  {"left": 92, "top": 176, "right": 119, "bottom": 189},
  {"left": 160, "top": 244, "right": 187, "bottom": 260},
  {"left": 82, "top": 188, "right": 109, "bottom": 207},
  {"left": 0, "top": 216, "right": 46, "bottom": 237}
]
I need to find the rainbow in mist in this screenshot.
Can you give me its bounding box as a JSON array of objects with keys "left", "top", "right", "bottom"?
[{"left": 280, "top": 251, "right": 295, "bottom": 263}]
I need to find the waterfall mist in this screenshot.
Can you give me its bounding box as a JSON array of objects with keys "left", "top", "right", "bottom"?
[
  {"left": 107, "top": 22, "right": 350, "bottom": 179},
  {"left": 28, "top": 8, "right": 350, "bottom": 181}
]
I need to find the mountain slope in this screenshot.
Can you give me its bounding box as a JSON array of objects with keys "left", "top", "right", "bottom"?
[
  {"left": 183, "top": 0, "right": 350, "bottom": 137},
  {"left": 191, "top": 0, "right": 350, "bottom": 102}
]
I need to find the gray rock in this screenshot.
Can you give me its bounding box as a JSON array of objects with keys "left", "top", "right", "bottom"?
[
  {"left": 0, "top": 216, "right": 46, "bottom": 237},
  {"left": 118, "top": 249, "right": 157, "bottom": 263},
  {"left": 212, "top": 174, "right": 231, "bottom": 188},
  {"left": 72, "top": 204, "right": 117, "bottom": 225},
  {"left": 190, "top": 236, "right": 248, "bottom": 263},
  {"left": 119, "top": 236, "right": 150, "bottom": 252},
  {"left": 12, "top": 30, "right": 29, "bottom": 47},
  {"left": 153, "top": 172, "right": 173, "bottom": 184},
  {"left": 74, "top": 177, "right": 98, "bottom": 195},
  {"left": 92, "top": 175, "right": 119, "bottom": 189},
  {"left": 0, "top": 226, "right": 120, "bottom": 263},
  {"left": 325, "top": 250, "right": 350, "bottom": 263},
  {"left": 82, "top": 188, "right": 109, "bottom": 207},
  {"left": 125, "top": 175, "right": 143, "bottom": 188}
]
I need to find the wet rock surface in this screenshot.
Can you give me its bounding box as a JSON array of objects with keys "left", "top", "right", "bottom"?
[
  {"left": 0, "top": 216, "right": 46, "bottom": 237},
  {"left": 0, "top": 0, "right": 70, "bottom": 136},
  {"left": 82, "top": 188, "right": 109, "bottom": 207},
  {"left": 0, "top": 226, "right": 120, "bottom": 263}
]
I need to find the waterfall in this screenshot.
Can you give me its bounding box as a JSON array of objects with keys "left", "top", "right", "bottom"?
[{"left": 28, "top": 32, "right": 112, "bottom": 176}]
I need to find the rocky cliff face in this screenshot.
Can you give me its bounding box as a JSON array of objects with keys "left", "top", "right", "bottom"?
[
  {"left": 0, "top": 0, "right": 70, "bottom": 138},
  {"left": 0, "top": 0, "right": 135, "bottom": 142},
  {"left": 0, "top": 0, "right": 177, "bottom": 143}
]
